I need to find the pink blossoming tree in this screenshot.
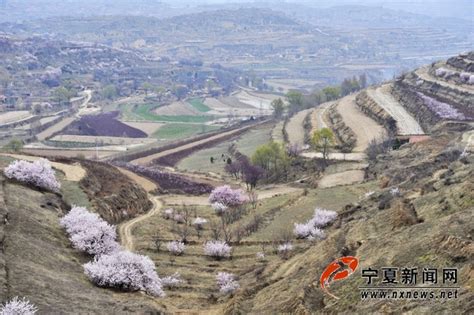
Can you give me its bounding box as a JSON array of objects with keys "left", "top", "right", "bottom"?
[
  {"left": 60, "top": 206, "right": 120, "bottom": 256},
  {"left": 216, "top": 272, "right": 239, "bottom": 295},
  {"left": 0, "top": 297, "right": 38, "bottom": 315},
  {"left": 4, "top": 158, "right": 61, "bottom": 192},
  {"left": 84, "top": 250, "right": 165, "bottom": 297}
]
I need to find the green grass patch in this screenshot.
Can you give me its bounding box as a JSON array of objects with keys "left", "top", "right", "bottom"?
[
  {"left": 177, "top": 140, "right": 232, "bottom": 174},
  {"left": 152, "top": 123, "right": 220, "bottom": 141},
  {"left": 235, "top": 124, "right": 274, "bottom": 157},
  {"left": 120, "top": 103, "right": 215, "bottom": 123},
  {"left": 188, "top": 98, "right": 211, "bottom": 112}
]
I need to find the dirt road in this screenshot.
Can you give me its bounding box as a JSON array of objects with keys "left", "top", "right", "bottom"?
[
  {"left": 336, "top": 94, "right": 386, "bottom": 152},
  {"left": 118, "top": 195, "right": 162, "bottom": 251},
  {"left": 36, "top": 90, "right": 93, "bottom": 141},
  {"left": 310, "top": 101, "right": 333, "bottom": 133},
  {"left": 367, "top": 85, "right": 424, "bottom": 135}
]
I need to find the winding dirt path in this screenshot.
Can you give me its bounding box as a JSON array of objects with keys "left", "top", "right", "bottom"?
[{"left": 118, "top": 195, "right": 162, "bottom": 251}]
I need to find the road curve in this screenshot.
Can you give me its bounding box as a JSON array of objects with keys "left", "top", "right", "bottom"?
[{"left": 118, "top": 195, "right": 162, "bottom": 251}]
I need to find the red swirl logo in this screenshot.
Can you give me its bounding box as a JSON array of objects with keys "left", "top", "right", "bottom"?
[{"left": 320, "top": 256, "right": 359, "bottom": 299}]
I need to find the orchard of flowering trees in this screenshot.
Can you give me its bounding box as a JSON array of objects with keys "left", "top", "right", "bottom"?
[
  {"left": 294, "top": 208, "right": 337, "bottom": 240},
  {"left": 416, "top": 92, "right": 467, "bottom": 120},
  {"left": 0, "top": 297, "right": 37, "bottom": 315},
  {"left": 4, "top": 159, "right": 61, "bottom": 192}
]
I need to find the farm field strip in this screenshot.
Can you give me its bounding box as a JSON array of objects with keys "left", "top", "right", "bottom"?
[
  {"left": 120, "top": 121, "right": 165, "bottom": 136},
  {"left": 0, "top": 110, "right": 33, "bottom": 124},
  {"left": 15, "top": 115, "right": 60, "bottom": 130},
  {"left": 187, "top": 98, "right": 211, "bottom": 112},
  {"left": 152, "top": 123, "right": 221, "bottom": 141},
  {"left": 318, "top": 169, "right": 365, "bottom": 188},
  {"left": 367, "top": 85, "right": 424, "bottom": 135},
  {"left": 131, "top": 120, "right": 268, "bottom": 165},
  {"left": 21, "top": 148, "right": 118, "bottom": 159},
  {"left": 154, "top": 101, "right": 203, "bottom": 116},
  {"left": 336, "top": 94, "right": 386, "bottom": 152},
  {"left": 271, "top": 121, "right": 285, "bottom": 142},
  {"left": 415, "top": 67, "right": 474, "bottom": 94},
  {"left": 36, "top": 116, "right": 76, "bottom": 141},
  {"left": 286, "top": 108, "right": 313, "bottom": 145},
  {"left": 50, "top": 134, "right": 158, "bottom": 145},
  {"left": 120, "top": 103, "right": 217, "bottom": 123}
]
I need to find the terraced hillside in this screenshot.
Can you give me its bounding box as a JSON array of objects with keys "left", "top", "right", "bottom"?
[{"left": 1, "top": 54, "right": 473, "bottom": 314}]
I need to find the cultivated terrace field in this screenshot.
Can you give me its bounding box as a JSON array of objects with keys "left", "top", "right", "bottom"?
[{"left": 0, "top": 3, "right": 473, "bottom": 311}]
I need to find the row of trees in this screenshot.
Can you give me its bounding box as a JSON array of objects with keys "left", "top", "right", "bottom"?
[{"left": 271, "top": 74, "right": 368, "bottom": 118}]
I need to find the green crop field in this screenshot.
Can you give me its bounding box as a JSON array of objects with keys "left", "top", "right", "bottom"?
[
  {"left": 120, "top": 103, "right": 216, "bottom": 123},
  {"left": 188, "top": 98, "right": 211, "bottom": 112},
  {"left": 235, "top": 124, "right": 274, "bottom": 157},
  {"left": 152, "top": 123, "right": 220, "bottom": 141}
]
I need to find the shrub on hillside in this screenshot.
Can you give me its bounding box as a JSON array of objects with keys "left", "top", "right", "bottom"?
[
  {"left": 162, "top": 208, "right": 174, "bottom": 219},
  {"left": 293, "top": 208, "right": 337, "bottom": 240},
  {"left": 216, "top": 272, "right": 240, "bottom": 295},
  {"left": 312, "top": 208, "right": 338, "bottom": 228},
  {"left": 167, "top": 241, "right": 185, "bottom": 256},
  {"left": 193, "top": 217, "right": 208, "bottom": 230},
  {"left": 160, "top": 272, "right": 183, "bottom": 288},
  {"left": 293, "top": 222, "right": 325, "bottom": 240},
  {"left": 209, "top": 185, "right": 248, "bottom": 208},
  {"left": 84, "top": 250, "right": 165, "bottom": 297},
  {"left": 0, "top": 297, "right": 37, "bottom": 315},
  {"left": 277, "top": 242, "right": 293, "bottom": 259},
  {"left": 60, "top": 206, "right": 120, "bottom": 255},
  {"left": 203, "top": 240, "right": 232, "bottom": 259},
  {"left": 4, "top": 159, "right": 61, "bottom": 192}
]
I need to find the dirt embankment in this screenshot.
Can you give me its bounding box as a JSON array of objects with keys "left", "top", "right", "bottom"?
[
  {"left": 327, "top": 103, "right": 356, "bottom": 152},
  {"left": 355, "top": 90, "right": 397, "bottom": 134},
  {"left": 406, "top": 70, "right": 474, "bottom": 119},
  {"left": 391, "top": 79, "right": 442, "bottom": 132},
  {"left": 367, "top": 85, "right": 424, "bottom": 135},
  {"left": 337, "top": 94, "right": 386, "bottom": 152},
  {"left": 78, "top": 160, "right": 152, "bottom": 224}
]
